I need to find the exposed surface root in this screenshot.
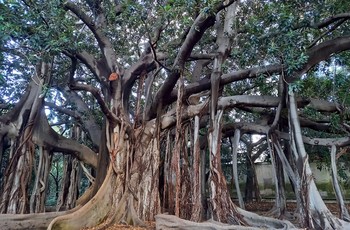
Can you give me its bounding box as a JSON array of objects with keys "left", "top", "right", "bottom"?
[
  {"left": 237, "top": 208, "right": 297, "bottom": 229},
  {"left": 156, "top": 214, "right": 262, "bottom": 230},
  {"left": 265, "top": 206, "right": 294, "bottom": 220},
  {"left": 156, "top": 207, "right": 298, "bottom": 230},
  {"left": 0, "top": 211, "right": 67, "bottom": 230}
]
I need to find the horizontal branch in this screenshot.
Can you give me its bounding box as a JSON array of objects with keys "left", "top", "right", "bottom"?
[
  {"left": 311, "top": 12, "right": 350, "bottom": 29},
  {"left": 32, "top": 112, "right": 98, "bottom": 168},
  {"left": 158, "top": 95, "right": 344, "bottom": 134},
  {"left": 277, "top": 131, "right": 350, "bottom": 147},
  {"left": 45, "top": 102, "right": 78, "bottom": 119},
  {"left": 222, "top": 122, "right": 350, "bottom": 147},
  {"left": 167, "top": 64, "right": 283, "bottom": 110}
]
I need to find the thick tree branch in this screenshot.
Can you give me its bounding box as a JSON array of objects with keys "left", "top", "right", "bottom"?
[
  {"left": 45, "top": 102, "right": 78, "bottom": 119},
  {"left": 168, "top": 64, "right": 283, "bottom": 105},
  {"left": 277, "top": 131, "right": 350, "bottom": 147},
  {"left": 159, "top": 95, "right": 346, "bottom": 133},
  {"left": 68, "top": 51, "right": 109, "bottom": 87},
  {"left": 64, "top": 1, "right": 119, "bottom": 73},
  {"left": 308, "top": 18, "right": 347, "bottom": 48},
  {"left": 294, "top": 35, "right": 350, "bottom": 79},
  {"left": 121, "top": 53, "right": 167, "bottom": 110},
  {"left": 146, "top": 1, "right": 237, "bottom": 120},
  {"left": 69, "top": 83, "right": 119, "bottom": 125},
  {"left": 222, "top": 122, "right": 350, "bottom": 147},
  {"left": 32, "top": 111, "right": 98, "bottom": 168},
  {"left": 310, "top": 13, "right": 350, "bottom": 29}
]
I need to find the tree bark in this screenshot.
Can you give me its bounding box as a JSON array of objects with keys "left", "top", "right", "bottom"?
[
  {"left": 230, "top": 130, "right": 244, "bottom": 209},
  {"left": 0, "top": 61, "right": 51, "bottom": 214},
  {"left": 48, "top": 121, "right": 161, "bottom": 229},
  {"left": 288, "top": 91, "right": 348, "bottom": 229},
  {"left": 190, "top": 115, "right": 203, "bottom": 221},
  {"left": 330, "top": 145, "right": 350, "bottom": 221},
  {"left": 56, "top": 155, "right": 81, "bottom": 211},
  {"left": 30, "top": 146, "right": 51, "bottom": 213}
]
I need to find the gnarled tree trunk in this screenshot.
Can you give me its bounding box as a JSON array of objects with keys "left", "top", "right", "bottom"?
[
  {"left": 0, "top": 61, "right": 51, "bottom": 214},
  {"left": 48, "top": 120, "right": 161, "bottom": 229}
]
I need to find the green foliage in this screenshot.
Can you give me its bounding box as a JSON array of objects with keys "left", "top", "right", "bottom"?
[
  {"left": 288, "top": 80, "right": 303, "bottom": 94},
  {"left": 1, "top": 0, "right": 350, "bottom": 214}
]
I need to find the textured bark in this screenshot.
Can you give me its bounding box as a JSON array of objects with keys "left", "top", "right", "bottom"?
[
  {"left": 0, "top": 61, "right": 50, "bottom": 214},
  {"left": 180, "top": 125, "right": 192, "bottom": 220},
  {"left": 48, "top": 121, "right": 161, "bottom": 229},
  {"left": 56, "top": 155, "right": 81, "bottom": 211},
  {"left": 29, "top": 147, "right": 51, "bottom": 213},
  {"left": 171, "top": 74, "right": 184, "bottom": 217},
  {"left": 131, "top": 134, "right": 161, "bottom": 221},
  {"left": 190, "top": 115, "right": 203, "bottom": 221},
  {"left": 0, "top": 149, "right": 32, "bottom": 214}
]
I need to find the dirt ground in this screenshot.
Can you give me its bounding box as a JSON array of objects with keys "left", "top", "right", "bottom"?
[{"left": 86, "top": 201, "right": 346, "bottom": 229}]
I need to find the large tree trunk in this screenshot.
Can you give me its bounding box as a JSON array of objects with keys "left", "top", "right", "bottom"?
[{"left": 48, "top": 120, "right": 161, "bottom": 229}]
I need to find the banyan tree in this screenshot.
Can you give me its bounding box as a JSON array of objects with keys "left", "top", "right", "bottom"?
[{"left": 1, "top": 0, "right": 350, "bottom": 229}]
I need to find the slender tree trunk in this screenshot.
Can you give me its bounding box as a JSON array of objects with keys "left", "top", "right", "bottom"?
[
  {"left": 230, "top": 130, "right": 244, "bottom": 209},
  {"left": 288, "top": 91, "right": 346, "bottom": 229},
  {"left": 245, "top": 151, "right": 261, "bottom": 203},
  {"left": 330, "top": 145, "right": 350, "bottom": 221},
  {"left": 190, "top": 115, "right": 203, "bottom": 221}
]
